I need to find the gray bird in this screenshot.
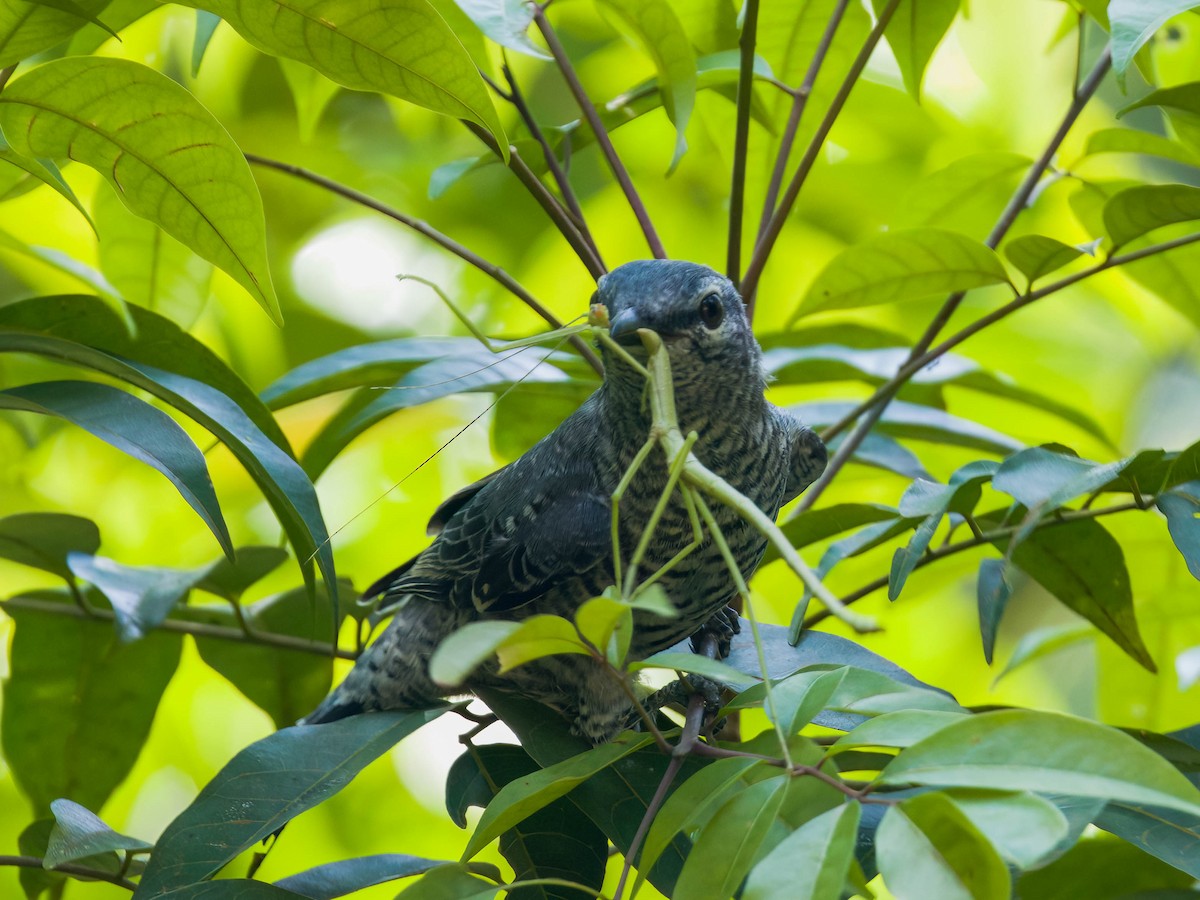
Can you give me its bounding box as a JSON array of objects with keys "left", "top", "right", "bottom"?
[{"left": 303, "top": 260, "right": 826, "bottom": 743}]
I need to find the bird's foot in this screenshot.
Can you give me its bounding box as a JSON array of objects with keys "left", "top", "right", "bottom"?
[
  {"left": 689, "top": 605, "right": 741, "bottom": 658},
  {"left": 638, "top": 674, "right": 729, "bottom": 735}
]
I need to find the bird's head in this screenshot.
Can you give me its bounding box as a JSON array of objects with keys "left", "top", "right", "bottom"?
[{"left": 594, "top": 259, "right": 766, "bottom": 416}]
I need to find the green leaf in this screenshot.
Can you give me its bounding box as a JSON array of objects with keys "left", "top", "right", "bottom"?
[
  {"left": 832, "top": 710, "right": 967, "bottom": 754},
  {"left": 870, "top": 0, "right": 961, "bottom": 100},
  {"left": 1158, "top": 489, "right": 1200, "bottom": 581},
  {"left": 137, "top": 710, "right": 448, "bottom": 896},
  {"left": 145, "top": 883, "right": 309, "bottom": 899},
  {"left": 994, "top": 622, "right": 1093, "bottom": 683},
  {"left": 192, "top": 545, "right": 290, "bottom": 601},
  {"left": 0, "top": 381, "right": 233, "bottom": 558},
  {"left": 1016, "top": 835, "right": 1196, "bottom": 899},
  {"left": 1004, "top": 235, "right": 1087, "bottom": 285},
  {"left": 672, "top": 776, "right": 789, "bottom": 900},
  {"left": 395, "top": 865, "right": 502, "bottom": 900},
  {"left": 1082, "top": 127, "right": 1200, "bottom": 168},
  {"left": 93, "top": 183, "right": 213, "bottom": 328},
  {"left": 1122, "top": 81, "right": 1200, "bottom": 119},
  {"left": 191, "top": 585, "right": 336, "bottom": 728},
  {"left": 876, "top": 791, "right": 1012, "bottom": 900},
  {"left": 429, "top": 621, "right": 523, "bottom": 688},
  {"left": 767, "top": 503, "right": 899, "bottom": 565},
  {"left": 1110, "top": 0, "right": 1200, "bottom": 80},
  {"left": 0, "top": 135, "right": 94, "bottom": 227},
  {"left": 596, "top": 0, "right": 696, "bottom": 170},
  {"left": 278, "top": 58, "right": 342, "bottom": 142},
  {"left": 191, "top": 9, "right": 221, "bottom": 76},
  {"left": 944, "top": 790, "right": 1070, "bottom": 869},
  {"left": 0, "top": 227, "right": 130, "bottom": 325},
  {"left": 0, "top": 0, "right": 111, "bottom": 68},
  {"left": 172, "top": 0, "right": 506, "bottom": 156},
  {"left": 1103, "top": 183, "right": 1200, "bottom": 248},
  {"left": 274, "top": 855, "right": 458, "bottom": 899},
  {"left": 992, "top": 447, "right": 1131, "bottom": 513},
  {"left": 18, "top": 818, "right": 66, "bottom": 899},
  {"left": 795, "top": 228, "right": 1011, "bottom": 317},
  {"left": 0, "top": 57, "right": 281, "bottom": 323},
  {"left": 1096, "top": 799, "right": 1200, "bottom": 878},
  {"left": 992, "top": 516, "right": 1154, "bottom": 672},
  {"left": 794, "top": 399, "right": 1022, "bottom": 455},
  {"left": 894, "top": 152, "right": 1031, "bottom": 234},
  {"left": 742, "top": 802, "right": 860, "bottom": 900},
  {"left": 452, "top": 0, "right": 549, "bottom": 59},
  {"left": 45, "top": 799, "right": 152, "bottom": 868},
  {"left": 66, "top": 553, "right": 199, "bottom": 642},
  {"left": 494, "top": 614, "right": 591, "bottom": 672},
  {"left": 1, "top": 590, "right": 183, "bottom": 813},
  {"left": 880, "top": 709, "right": 1200, "bottom": 817},
  {"left": 976, "top": 558, "right": 1012, "bottom": 665},
  {"left": 888, "top": 511, "right": 941, "bottom": 601},
  {"left": 0, "top": 512, "right": 99, "bottom": 580},
  {"left": 461, "top": 735, "right": 651, "bottom": 860},
  {"left": 631, "top": 650, "right": 760, "bottom": 689}
]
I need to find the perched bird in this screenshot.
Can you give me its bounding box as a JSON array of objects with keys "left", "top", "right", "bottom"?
[{"left": 303, "top": 260, "right": 826, "bottom": 742}]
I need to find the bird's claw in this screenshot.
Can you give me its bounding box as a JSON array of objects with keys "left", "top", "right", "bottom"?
[{"left": 689, "top": 605, "right": 741, "bottom": 658}]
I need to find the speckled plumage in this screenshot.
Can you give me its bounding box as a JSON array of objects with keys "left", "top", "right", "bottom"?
[{"left": 303, "top": 260, "right": 826, "bottom": 742}]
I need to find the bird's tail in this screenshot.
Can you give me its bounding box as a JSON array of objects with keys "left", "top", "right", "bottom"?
[{"left": 300, "top": 600, "right": 464, "bottom": 725}]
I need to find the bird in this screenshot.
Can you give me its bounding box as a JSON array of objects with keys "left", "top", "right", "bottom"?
[{"left": 302, "top": 259, "right": 827, "bottom": 743}]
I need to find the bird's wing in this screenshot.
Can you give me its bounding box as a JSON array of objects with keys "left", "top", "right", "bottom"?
[
  {"left": 424, "top": 464, "right": 511, "bottom": 536},
  {"left": 778, "top": 410, "right": 828, "bottom": 505}
]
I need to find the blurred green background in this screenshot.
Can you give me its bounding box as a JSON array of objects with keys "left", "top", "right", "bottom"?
[{"left": 1, "top": 1, "right": 1199, "bottom": 896}]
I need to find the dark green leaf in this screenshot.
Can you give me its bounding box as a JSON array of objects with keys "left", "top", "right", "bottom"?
[
  {"left": 1004, "top": 235, "right": 1087, "bottom": 285},
  {"left": 880, "top": 709, "right": 1200, "bottom": 817},
  {"left": 743, "top": 802, "right": 860, "bottom": 900},
  {"left": 888, "top": 511, "right": 941, "bottom": 600},
  {"left": 147, "top": 883, "right": 309, "bottom": 899},
  {"left": 67, "top": 553, "right": 198, "bottom": 641},
  {"left": 137, "top": 710, "right": 448, "bottom": 896},
  {"left": 0, "top": 58, "right": 281, "bottom": 322},
  {"left": 794, "top": 399, "right": 1022, "bottom": 454},
  {"left": 192, "top": 546, "right": 290, "bottom": 601},
  {"left": 44, "top": 799, "right": 151, "bottom": 868},
  {"left": 192, "top": 585, "right": 336, "bottom": 729},
  {"left": 274, "top": 855, "right": 454, "bottom": 899},
  {"left": 870, "top": 0, "right": 961, "bottom": 100},
  {"left": 1016, "top": 835, "right": 1196, "bottom": 899},
  {"left": 1104, "top": 184, "right": 1200, "bottom": 248},
  {"left": 877, "top": 791, "right": 1011, "bottom": 900},
  {"left": 795, "top": 228, "right": 1010, "bottom": 317},
  {"left": 769, "top": 504, "right": 899, "bottom": 562},
  {"left": 18, "top": 818, "right": 65, "bottom": 899},
  {"left": 1, "top": 590, "right": 182, "bottom": 813},
  {"left": 1157, "top": 489, "right": 1200, "bottom": 581},
  {"left": 0, "top": 512, "right": 99, "bottom": 580},
  {"left": 0, "top": 381, "right": 232, "bottom": 559},
  {"left": 1122, "top": 81, "right": 1200, "bottom": 119},
  {"left": 191, "top": 10, "right": 220, "bottom": 76},
  {"left": 0, "top": 0, "right": 111, "bottom": 68},
  {"left": 976, "top": 558, "right": 1012, "bottom": 665},
  {"left": 171, "top": 0, "right": 505, "bottom": 154},
  {"left": 394, "top": 865, "right": 502, "bottom": 900},
  {"left": 1096, "top": 801, "right": 1200, "bottom": 878}
]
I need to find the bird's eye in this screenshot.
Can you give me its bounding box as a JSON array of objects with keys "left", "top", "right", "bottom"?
[{"left": 698, "top": 292, "right": 724, "bottom": 329}]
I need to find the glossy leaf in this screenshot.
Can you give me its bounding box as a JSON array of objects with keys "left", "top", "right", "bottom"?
[
  {"left": 632, "top": 650, "right": 759, "bottom": 688},
  {"left": 1096, "top": 799, "right": 1200, "bottom": 878},
  {"left": 832, "top": 710, "right": 966, "bottom": 754},
  {"left": 0, "top": 380, "right": 233, "bottom": 558},
  {"left": 172, "top": 0, "right": 506, "bottom": 154},
  {"left": 137, "top": 710, "right": 447, "bottom": 896},
  {"left": 0, "top": 57, "right": 281, "bottom": 323},
  {"left": 1, "top": 590, "right": 183, "bottom": 813},
  {"left": 597, "top": 0, "right": 695, "bottom": 169},
  {"left": 876, "top": 791, "right": 1011, "bottom": 900},
  {"left": 1104, "top": 183, "right": 1200, "bottom": 248},
  {"left": 1122, "top": 81, "right": 1200, "bottom": 118},
  {"left": 67, "top": 553, "right": 199, "bottom": 642},
  {"left": 461, "top": 735, "right": 651, "bottom": 860},
  {"left": 147, "top": 883, "right": 309, "bottom": 899},
  {"left": 976, "top": 558, "right": 1012, "bottom": 664},
  {"left": 795, "top": 228, "right": 1010, "bottom": 317},
  {"left": 742, "top": 802, "right": 860, "bottom": 900},
  {"left": 44, "top": 799, "right": 151, "bottom": 868},
  {"left": 880, "top": 709, "right": 1200, "bottom": 817},
  {"left": 1158, "top": 488, "right": 1200, "bottom": 581},
  {"left": 395, "top": 865, "right": 502, "bottom": 899},
  {"left": 0, "top": 135, "right": 93, "bottom": 227},
  {"left": 1082, "top": 127, "right": 1200, "bottom": 168},
  {"left": 945, "top": 790, "right": 1069, "bottom": 869},
  {"left": 274, "top": 855, "right": 456, "bottom": 898},
  {"left": 672, "top": 776, "right": 789, "bottom": 900},
  {"left": 453, "top": 0, "right": 548, "bottom": 58},
  {"left": 0, "top": 0, "right": 111, "bottom": 68},
  {"left": 993, "top": 447, "right": 1131, "bottom": 511},
  {"left": 871, "top": 0, "right": 961, "bottom": 100},
  {"left": 0, "top": 512, "right": 99, "bottom": 580},
  {"left": 792, "top": 399, "right": 1022, "bottom": 455},
  {"left": 1004, "top": 234, "right": 1087, "bottom": 285},
  {"left": 1110, "top": 0, "right": 1200, "bottom": 79},
  {"left": 192, "top": 546, "right": 290, "bottom": 601}
]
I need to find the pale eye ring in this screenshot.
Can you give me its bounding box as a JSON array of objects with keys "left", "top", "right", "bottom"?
[{"left": 698, "top": 292, "right": 724, "bottom": 329}]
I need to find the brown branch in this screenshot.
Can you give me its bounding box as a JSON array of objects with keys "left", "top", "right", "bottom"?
[
  {"left": 0, "top": 595, "right": 357, "bottom": 660},
  {"left": 804, "top": 500, "right": 1143, "bottom": 626},
  {"left": 533, "top": 6, "right": 667, "bottom": 259},
  {"left": 740, "top": 0, "right": 902, "bottom": 302},
  {"left": 243, "top": 153, "right": 603, "bottom": 376},
  {"left": 726, "top": 0, "right": 760, "bottom": 283},
  {"left": 0, "top": 855, "right": 137, "bottom": 891}
]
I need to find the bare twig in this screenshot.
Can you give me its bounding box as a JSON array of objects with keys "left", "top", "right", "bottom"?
[
  {"left": 0, "top": 856, "right": 137, "bottom": 891},
  {"left": 740, "top": 0, "right": 902, "bottom": 302},
  {"left": 533, "top": 6, "right": 667, "bottom": 259},
  {"left": 0, "top": 595, "right": 357, "bottom": 659},
  {"left": 726, "top": 0, "right": 760, "bottom": 283},
  {"left": 243, "top": 153, "right": 603, "bottom": 376}
]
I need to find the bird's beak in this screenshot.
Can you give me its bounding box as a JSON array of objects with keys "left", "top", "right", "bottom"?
[{"left": 609, "top": 308, "right": 649, "bottom": 346}]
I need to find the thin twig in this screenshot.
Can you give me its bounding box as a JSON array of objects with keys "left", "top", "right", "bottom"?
[
  {"left": 726, "top": 0, "right": 760, "bottom": 283},
  {"left": 501, "top": 60, "right": 604, "bottom": 266},
  {"left": 754, "top": 0, "right": 851, "bottom": 258},
  {"left": 243, "top": 153, "right": 603, "bottom": 376},
  {"left": 463, "top": 120, "right": 607, "bottom": 280},
  {"left": 804, "top": 500, "right": 1143, "bottom": 626},
  {"left": 740, "top": 0, "right": 902, "bottom": 302},
  {"left": 801, "top": 47, "right": 1114, "bottom": 508},
  {"left": 533, "top": 6, "right": 667, "bottom": 259},
  {"left": 0, "top": 856, "right": 137, "bottom": 891},
  {"left": 0, "top": 595, "right": 357, "bottom": 659}
]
